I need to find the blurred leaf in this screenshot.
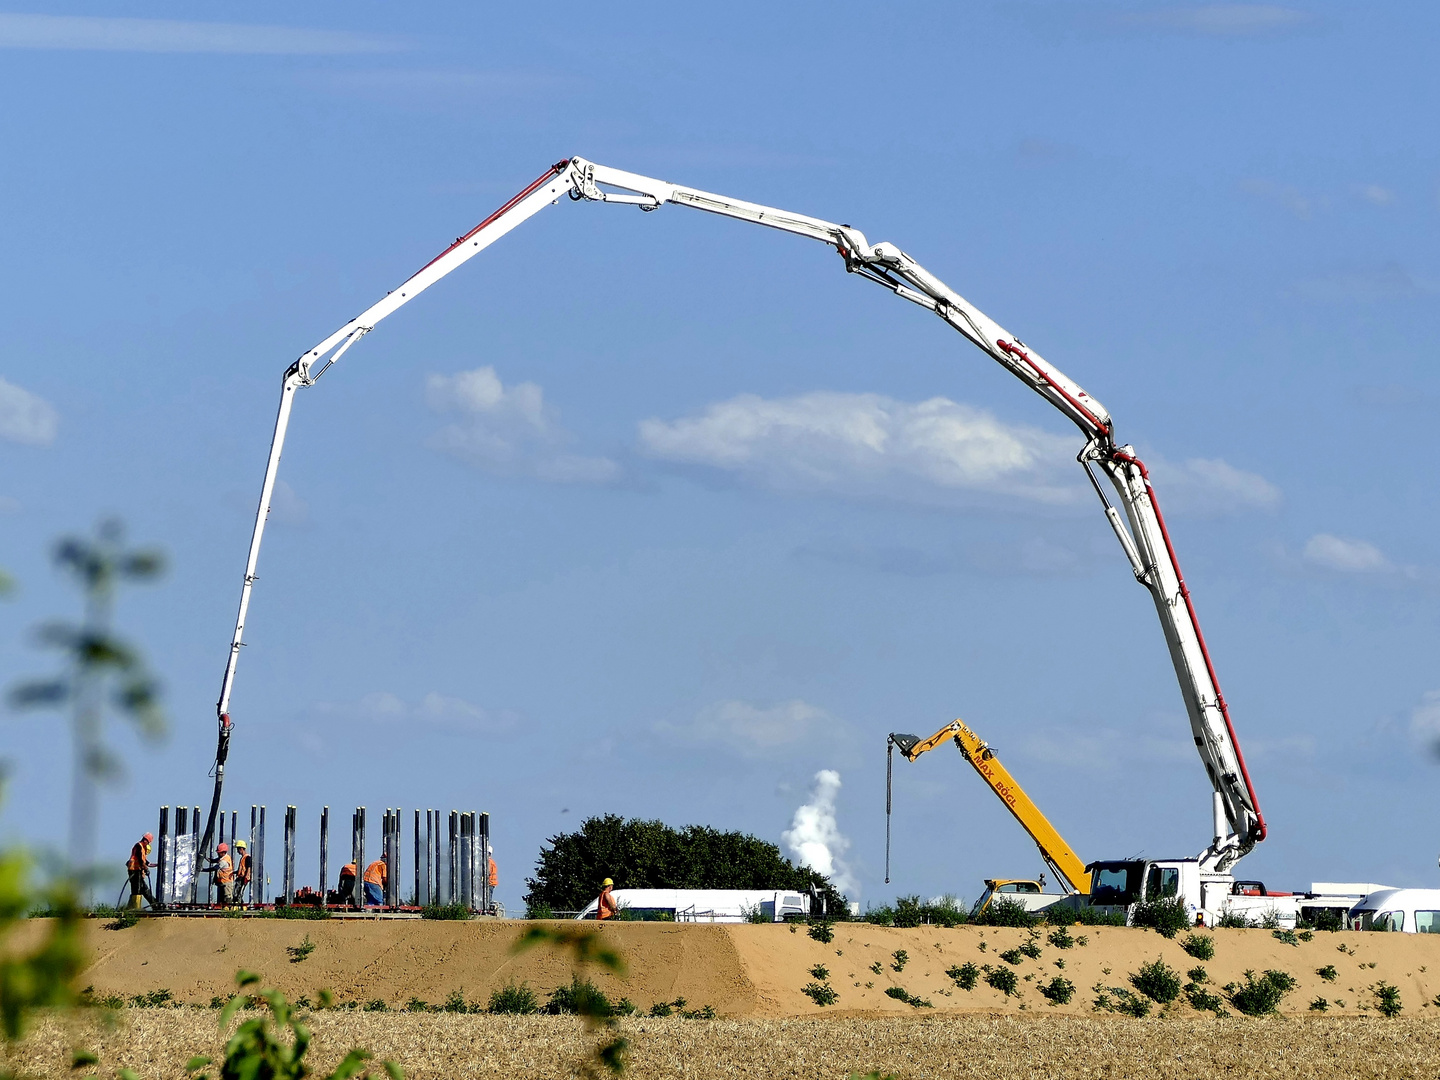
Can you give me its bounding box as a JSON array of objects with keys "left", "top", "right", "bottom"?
[{"left": 9, "top": 680, "right": 70, "bottom": 708}]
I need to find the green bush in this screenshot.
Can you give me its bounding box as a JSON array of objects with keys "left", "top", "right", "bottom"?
[
  {"left": 982, "top": 965, "right": 1018, "bottom": 996},
  {"left": 1094, "top": 986, "right": 1150, "bottom": 1017},
  {"left": 1019, "top": 937, "right": 1042, "bottom": 960},
  {"left": 806, "top": 920, "right": 834, "bottom": 943},
  {"left": 1184, "top": 982, "right": 1225, "bottom": 1014},
  {"left": 741, "top": 905, "right": 773, "bottom": 924},
  {"left": 1216, "top": 909, "right": 1253, "bottom": 929},
  {"left": 973, "top": 898, "right": 1037, "bottom": 928},
  {"left": 1316, "top": 964, "right": 1337, "bottom": 982},
  {"left": 864, "top": 905, "right": 895, "bottom": 926},
  {"left": 999, "top": 948, "right": 1023, "bottom": 966},
  {"left": 1047, "top": 926, "right": 1074, "bottom": 949},
  {"left": 883, "top": 987, "right": 931, "bottom": 1008},
  {"left": 487, "top": 983, "right": 538, "bottom": 1015},
  {"left": 1298, "top": 909, "right": 1344, "bottom": 932},
  {"left": 441, "top": 989, "right": 473, "bottom": 1014},
  {"left": 1226, "top": 969, "right": 1296, "bottom": 1016},
  {"left": 270, "top": 905, "right": 329, "bottom": 921},
  {"left": 1180, "top": 933, "right": 1214, "bottom": 961},
  {"left": 890, "top": 950, "right": 908, "bottom": 972},
  {"left": 543, "top": 975, "right": 613, "bottom": 1017},
  {"left": 1131, "top": 896, "right": 1189, "bottom": 939},
  {"left": 1131, "top": 960, "right": 1182, "bottom": 1004},
  {"left": 363, "top": 999, "right": 387, "bottom": 1012},
  {"left": 524, "top": 902, "right": 554, "bottom": 919},
  {"left": 1259, "top": 909, "right": 1283, "bottom": 930},
  {"left": 1309, "top": 996, "right": 1329, "bottom": 1012},
  {"left": 947, "top": 962, "right": 979, "bottom": 991},
  {"left": 1374, "top": 983, "right": 1402, "bottom": 1018},
  {"left": 809, "top": 965, "right": 829, "bottom": 980},
  {"left": 892, "top": 896, "right": 924, "bottom": 928},
  {"left": 1039, "top": 976, "right": 1074, "bottom": 1005},
  {"left": 802, "top": 982, "right": 838, "bottom": 1006},
  {"left": 1186, "top": 966, "right": 1208, "bottom": 984},
  {"left": 421, "top": 903, "right": 472, "bottom": 921},
  {"left": 1044, "top": 905, "right": 1125, "bottom": 927},
  {"left": 1272, "top": 929, "right": 1299, "bottom": 946}
]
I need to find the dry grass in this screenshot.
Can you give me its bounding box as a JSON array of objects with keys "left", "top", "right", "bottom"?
[{"left": 12, "top": 1009, "right": 1440, "bottom": 1080}]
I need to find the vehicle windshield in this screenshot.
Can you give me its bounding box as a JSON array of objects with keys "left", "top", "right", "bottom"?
[
  {"left": 1089, "top": 862, "right": 1143, "bottom": 906},
  {"left": 997, "top": 882, "right": 1040, "bottom": 894},
  {"left": 1357, "top": 910, "right": 1404, "bottom": 932},
  {"left": 1416, "top": 911, "right": 1440, "bottom": 934},
  {"left": 1145, "top": 866, "right": 1180, "bottom": 899}
]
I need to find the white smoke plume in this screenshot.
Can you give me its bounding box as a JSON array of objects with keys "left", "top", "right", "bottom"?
[{"left": 782, "top": 769, "right": 855, "bottom": 894}]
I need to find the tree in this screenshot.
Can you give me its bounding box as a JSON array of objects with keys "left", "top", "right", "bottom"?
[{"left": 524, "top": 814, "right": 847, "bottom": 916}]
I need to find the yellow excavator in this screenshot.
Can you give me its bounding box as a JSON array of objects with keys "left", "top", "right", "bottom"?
[{"left": 887, "top": 719, "right": 1090, "bottom": 913}]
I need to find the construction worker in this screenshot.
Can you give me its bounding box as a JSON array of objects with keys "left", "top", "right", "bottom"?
[
  {"left": 363, "top": 858, "right": 387, "bottom": 907},
  {"left": 234, "top": 840, "right": 251, "bottom": 906},
  {"left": 213, "top": 843, "right": 235, "bottom": 906},
  {"left": 596, "top": 877, "right": 617, "bottom": 921},
  {"left": 125, "top": 832, "right": 157, "bottom": 910},
  {"left": 337, "top": 862, "right": 357, "bottom": 906}
]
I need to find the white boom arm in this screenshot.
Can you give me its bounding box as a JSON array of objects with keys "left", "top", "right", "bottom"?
[{"left": 207, "top": 157, "right": 1265, "bottom": 873}]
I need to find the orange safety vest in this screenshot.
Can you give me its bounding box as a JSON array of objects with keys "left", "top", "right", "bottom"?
[
  {"left": 127, "top": 841, "right": 150, "bottom": 874},
  {"left": 236, "top": 854, "right": 251, "bottom": 884},
  {"left": 488, "top": 858, "right": 498, "bottom": 889},
  {"left": 339, "top": 862, "right": 356, "bottom": 879},
  {"left": 597, "top": 886, "right": 616, "bottom": 920},
  {"left": 216, "top": 853, "right": 234, "bottom": 884},
  {"left": 363, "top": 860, "right": 386, "bottom": 886}
]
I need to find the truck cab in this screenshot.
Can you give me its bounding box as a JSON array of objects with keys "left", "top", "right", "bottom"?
[{"left": 972, "top": 879, "right": 1066, "bottom": 916}]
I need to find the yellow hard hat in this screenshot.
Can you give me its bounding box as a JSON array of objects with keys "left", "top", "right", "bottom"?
[
  {"left": 602, "top": 878, "right": 613, "bottom": 887},
  {"left": 235, "top": 840, "right": 247, "bottom": 849}
]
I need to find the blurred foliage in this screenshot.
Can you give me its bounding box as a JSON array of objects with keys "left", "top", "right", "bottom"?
[
  {"left": 0, "top": 850, "right": 85, "bottom": 1041},
  {"left": 514, "top": 925, "right": 628, "bottom": 1076},
  {"left": 524, "top": 814, "right": 845, "bottom": 917}
]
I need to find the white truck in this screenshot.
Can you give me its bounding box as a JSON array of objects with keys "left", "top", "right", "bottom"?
[
  {"left": 1346, "top": 888, "right": 1440, "bottom": 933},
  {"left": 573, "top": 888, "right": 809, "bottom": 923}
]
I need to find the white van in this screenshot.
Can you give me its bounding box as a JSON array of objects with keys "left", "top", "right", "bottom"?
[
  {"left": 574, "top": 888, "right": 810, "bottom": 923},
  {"left": 1348, "top": 888, "right": 1440, "bottom": 933}
]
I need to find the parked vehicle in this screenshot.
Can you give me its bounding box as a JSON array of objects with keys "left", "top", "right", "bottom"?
[
  {"left": 574, "top": 888, "right": 810, "bottom": 923},
  {"left": 1348, "top": 888, "right": 1440, "bottom": 932}
]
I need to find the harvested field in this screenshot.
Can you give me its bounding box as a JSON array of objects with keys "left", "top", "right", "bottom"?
[{"left": 12, "top": 1011, "right": 1440, "bottom": 1079}]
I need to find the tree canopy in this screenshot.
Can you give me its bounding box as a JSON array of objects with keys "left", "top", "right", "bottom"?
[{"left": 524, "top": 814, "right": 847, "bottom": 916}]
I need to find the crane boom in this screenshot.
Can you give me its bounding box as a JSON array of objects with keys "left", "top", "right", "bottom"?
[
  {"left": 204, "top": 156, "right": 1264, "bottom": 877},
  {"left": 890, "top": 722, "right": 1091, "bottom": 895}
]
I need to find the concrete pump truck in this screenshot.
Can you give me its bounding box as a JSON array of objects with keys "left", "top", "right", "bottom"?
[{"left": 202, "top": 156, "right": 1351, "bottom": 923}]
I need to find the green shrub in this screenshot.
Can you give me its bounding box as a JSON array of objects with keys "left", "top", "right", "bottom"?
[
  {"left": 544, "top": 976, "right": 613, "bottom": 1017},
  {"left": 1039, "top": 976, "right": 1074, "bottom": 1005},
  {"left": 890, "top": 950, "right": 908, "bottom": 972},
  {"left": 983, "top": 965, "right": 1019, "bottom": 996},
  {"left": 404, "top": 997, "right": 430, "bottom": 1012},
  {"left": 809, "top": 965, "right": 829, "bottom": 980},
  {"left": 973, "top": 898, "right": 1037, "bottom": 928},
  {"left": 1094, "top": 986, "right": 1150, "bottom": 1017},
  {"left": 892, "top": 896, "right": 924, "bottom": 928},
  {"left": 869, "top": 961, "right": 882, "bottom": 975},
  {"left": 947, "top": 962, "right": 979, "bottom": 991},
  {"left": 999, "top": 948, "right": 1024, "bottom": 966},
  {"left": 1226, "top": 969, "right": 1296, "bottom": 1016},
  {"left": 1180, "top": 933, "right": 1214, "bottom": 961},
  {"left": 1374, "top": 983, "right": 1402, "bottom": 1018},
  {"left": 923, "top": 896, "right": 967, "bottom": 927},
  {"left": 1131, "top": 896, "right": 1189, "bottom": 939},
  {"left": 1131, "top": 960, "right": 1182, "bottom": 1004},
  {"left": 1259, "top": 909, "right": 1283, "bottom": 930},
  {"left": 1272, "top": 929, "right": 1299, "bottom": 946},
  {"left": 1316, "top": 964, "right": 1337, "bottom": 982},
  {"left": 1184, "top": 982, "right": 1225, "bottom": 1014},
  {"left": 524, "top": 902, "right": 554, "bottom": 919},
  {"left": 1186, "top": 966, "right": 1208, "bottom": 984},
  {"left": 129, "top": 989, "right": 174, "bottom": 1008},
  {"left": 1019, "top": 937, "right": 1042, "bottom": 960},
  {"left": 285, "top": 936, "right": 315, "bottom": 964},
  {"left": 1298, "top": 909, "right": 1343, "bottom": 932},
  {"left": 270, "top": 905, "right": 329, "bottom": 921},
  {"left": 883, "top": 987, "right": 931, "bottom": 1008},
  {"left": 363, "top": 999, "right": 387, "bottom": 1012},
  {"left": 807, "top": 920, "right": 834, "bottom": 944},
  {"left": 441, "top": 990, "right": 472, "bottom": 1014},
  {"left": 802, "top": 982, "right": 838, "bottom": 1006},
  {"left": 864, "top": 905, "right": 895, "bottom": 926},
  {"left": 1046, "top": 905, "right": 1125, "bottom": 927},
  {"left": 421, "top": 903, "right": 472, "bottom": 921},
  {"left": 1216, "top": 909, "right": 1253, "bottom": 929},
  {"left": 487, "top": 983, "right": 538, "bottom": 1015},
  {"left": 1047, "top": 926, "right": 1074, "bottom": 949},
  {"left": 1309, "top": 996, "right": 1329, "bottom": 1012}
]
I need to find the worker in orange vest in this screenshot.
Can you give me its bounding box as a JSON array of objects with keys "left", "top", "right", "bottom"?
[
  {"left": 596, "top": 878, "right": 617, "bottom": 921},
  {"left": 234, "top": 840, "right": 251, "bottom": 906},
  {"left": 336, "top": 862, "right": 357, "bottom": 906},
  {"left": 212, "top": 843, "right": 235, "bottom": 906},
  {"left": 125, "top": 832, "right": 157, "bottom": 910},
  {"left": 363, "top": 859, "right": 387, "bottom": 907}
]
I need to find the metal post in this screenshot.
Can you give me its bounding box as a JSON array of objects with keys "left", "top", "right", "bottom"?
[
  {"left": 319, "top": 806, "right": 329, "bottom": 910},
  {"left": 431, "top": 811, "right": 440, "bottom": 905},
  {"left": 155, "top": 806, "right": 169, "bottom": 906},
  {"left": 479, "top": 811, "right": 491, "bottom": 916},
  {"left": 390, "top": 808, "right": 401, "bottom": 908},
  {"left": 249, "top": 806, "right": 258, "bottom": 908},
  {"left": 174, "top": 806, "right": 187, "bottom": 906},
  {"left": 413, "top": 809, "right": 421, "bottom": 908},
  {"left": 256, "top": 805, "right": 267, "bottom": 907},
  {"left": 447, "top": 812, "right": 458, "bottom": 907},
  {"left": 463, "top": 813, "right": 475, "bottom": 911},
  {"left": 190, "top": 806, "right": 201, "bottom": 904},
  {"left": 283, "top": 806, "right": 297, "bottom": 905},
  {"left": 380, "top": 810, "right": 391, "bottom": 909},
  {"left": 357, "top": 807, "right": 367, "bottom": 909}
]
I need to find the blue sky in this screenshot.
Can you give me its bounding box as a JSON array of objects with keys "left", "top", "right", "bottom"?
[{"left": 1, "top": 2, "right": 1437, "bottom": 909}]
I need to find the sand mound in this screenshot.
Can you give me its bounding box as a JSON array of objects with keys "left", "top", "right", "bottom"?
[{"left": 69, "top": 917, "right": 1440, "bottom": 1020}]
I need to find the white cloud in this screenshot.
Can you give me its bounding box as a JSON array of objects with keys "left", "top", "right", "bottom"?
[
  {"left": 0, "top": 377, "right": 58, "bottom": 446},
  {"left": 0, "top": 14, "right": 400, "bottom": 54},
  {"left": 1410, "top": 691, "right": 1440, "bottom": 747},
  {"left": 782, "top": 770, "right": 855, "bottom": 894},
  {"left": 1147, "top": 455, "right": 1282, "bottom": 516},
  {"left": 639, "top": 391, "right": 1081, "bottom": 507},
  {"left": 1302, "top": 534, "right": 1391, "bottom": 574},
  {"left": 268, "top": 479, "right": 309, "bottom": 526},
  {"left": 1115, "top": 5, "right": 1313, "bottom": 36},
  {"left": 1240, "top": 178, "right": 1325, "bottom": 219},
  {"left": 1359, "top": 184, "right": 1396, "bottom": 206},
  {"left": 656, "top": 699, "right": 834, "bottom": 757},
  {"left": 313, "top": 691, "right": 517, "bottom": 735},
  {"left": 425, "top": 366, "right": 619, "bottom": 484}
]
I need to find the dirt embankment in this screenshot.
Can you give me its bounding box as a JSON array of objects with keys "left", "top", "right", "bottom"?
[{"left": 69, "top": 917, "right": 1440, "bottom": 1019}]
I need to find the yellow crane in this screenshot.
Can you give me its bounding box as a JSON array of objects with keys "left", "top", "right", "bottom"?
[{"left": 888, "top": 719, "right": 1091, "bottom": 902}]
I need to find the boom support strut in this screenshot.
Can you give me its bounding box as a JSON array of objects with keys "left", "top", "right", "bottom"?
[{"left": 204, "top": 157, "right": 1265, "bottom": 875}]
